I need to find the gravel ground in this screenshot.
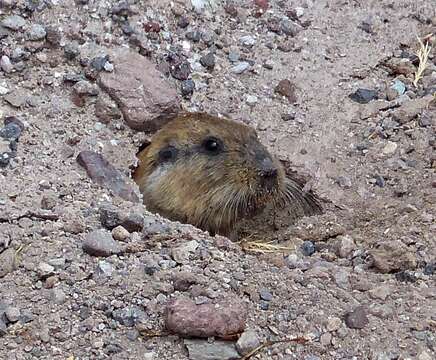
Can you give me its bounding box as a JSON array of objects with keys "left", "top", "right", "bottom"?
[{"left": 0, "top": 1, "right": 435, "bottom": 359}]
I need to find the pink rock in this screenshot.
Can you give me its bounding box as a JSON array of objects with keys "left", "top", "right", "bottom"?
[
  {"left": 166, "top": 297, "right": 247, "bottom": 338},
  {"left": 99, "top": 48, "right": 180, "bottom": 132},
  {"left": 77, "top": 151, "right": 139, "bottom": 203},
  {"left": 143, "top": 21, "right": 161, "bottom": 33},
  {"left": 254, "top": 0, "right": 268, "bottom": 12}
]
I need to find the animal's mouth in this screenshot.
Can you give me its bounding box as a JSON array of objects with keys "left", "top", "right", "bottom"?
[{"left": 259, "top": 174, "right": 279, "bottom": 192}]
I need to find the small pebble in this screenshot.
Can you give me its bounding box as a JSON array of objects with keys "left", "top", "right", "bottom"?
[
  {"left": 0, "top": 248, "right": 16, "bottom": 277},
  {"left": 320, "top": 332, "right": 332, "bottom": 346},
  {"left": 419, "top": 111, "right": 432, "bottom": 127},
  {"left": 231, "top": 62, "right": 250, "bottom": 74},
  {"left": 423, "top": 262, "right": 435, "bottom": 275},
  {"left": 200, "top": 52, "right": 215, "bottom": 70},
  {"left": 111, "top": 225, "right": 130, "bottom": 241},
  {"left": 126, "top": 329, "right": 140, "bottom": 341},
  {"left": 391, "top": 80, "right": 406, "bottom": 95},
  {"left": 0, "top": 319, "right": 7, "bottom": 336},
  {"left": 178, "top": 16, "right": 190, "bottom": 28},
  {"left": 5, "top": 307, "right": 20, "bottom": 323},
  {"left": 281, "top": 19, "right": 302, "bottom": 37},
  {"left": 181, "top": 79, "right": 195, "bottom": 97},
  {"left": 186, "top": 30, "right": 201, "bottom": 42},
  {"left": 349, "top": 88, "right": 378, "bottom": 104},
  {"left": 38, "top": 262, "right": 55, "bottom": 278},
  {"left": 73, "top": 80, "right": 99, "bottom": 96},
  {"left": 0, "top": 122, "right": 22, "bottom": 141},
  {"left": 382, "top": 141, "right": 397, "bottom": 155},
  {"left": 304, "top": 356, "right": 320, "bottom": 360},
  {"left": 19, "top": 309, "right": 34, "bottom": 323},
  {"left": 82, "top": 229, "right": 121, "bottom": 257},
  {"left": 143, "top": 256, "right": 160, "bottom": 275},
  {"left": 96, "top": 260, "right": 113, "bottom": 277},
  {"left": 90, "top": 55, "right": 109, "bottom": 71},
  {"left": 274, "top": 79, "right": 297, "bottom": 103},
  {"left": 104, "top": 62, "right": 114, "bottom": 72},
  {"left": 28, "top": 24, "right": 46, "bottom": 41},
  {"left": 418, "top": 351, "right": 433, "bottom": 360},
  {"left": 326, "top": 316, "right": 342, "bottom": 332},
  {"left": 51, "top": 288, "right": 67, "bottom": 305},
  {"left": 263, "top": 60, "right": 274, "bottom": 69},
  {"left": 1, "top": 15, "right": 26, "bottom": 31},
  {"left": 0, "top": 85, "right": 9, "bottom": 95},
  {"left": 337, "top": 175, "right": 352, "bottom": 188},
  {"left": 48, "top": 258, "right": 65, "bottom": 271},
  {"left": 236, "top": 330, "right": 261, "bottom": 356},
  {"left": 228, "top": 51, "right": 240, "bottom": 63},
  {"left": 259, "top": 288, "right": 273, "bottom": 301},
  {"left": 345, "top": 306, "right": 368, "bottom": 329},
  {"left": 143, "top": 21, "right": 160, "bottom": 33},
  {"left": 246, "top": 95, "right": 258, "bottom": 106},
  {"left": 239, "top": 35, "right": 256, "bottom": 47},
  {"left": 301, "top": 241, "right": 315, "bottom": 256},
  {"left": 375, "top": 175, "right": 385, "bottom": 187},
  {"left": 64, "top": 42, "right": 80, "bottom": 60},
  {"left": 112, "top": 306, "right": 147, "bottom": 327},
  {"left": 334, "top": 235, "right": 356, "bottom": 258},
  {"left": 259, "top": 301, "right": 269, "bottom": 310},
  {"left": 1, "top": 56, "right": 13, "bottom": 73},
  {"left": 281, "top": 112, "right": 296, "bottom": 121}
]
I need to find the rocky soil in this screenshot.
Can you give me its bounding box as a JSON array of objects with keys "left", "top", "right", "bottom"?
[{"left": 0, "top": 1, "right": 435, "bottom": 359}]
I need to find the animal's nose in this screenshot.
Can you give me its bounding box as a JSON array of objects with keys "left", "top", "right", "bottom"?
[
  {"left": 259, "top": 158, "right": 278, "bottom": 190},
  {"left": 259, "top": 158, "right": 278, "bottom": 180},
  {"left": 260, "top": 168, "right": 278, "bottom": 179}
]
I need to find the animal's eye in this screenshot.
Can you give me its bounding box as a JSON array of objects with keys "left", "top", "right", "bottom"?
[
  {"left": 158, "top": 146, "right": 177, "bottom": 162},
  {"left": 202, "top": 137, "right": 222, "bottom": 154}
]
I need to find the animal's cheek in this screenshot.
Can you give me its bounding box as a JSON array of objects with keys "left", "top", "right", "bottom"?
[
  {"left": 234, "top": 167, "right": 254, "bottom": 187},
  {"left": 142, "top": 166, "right": 166, "bottom": 193}
]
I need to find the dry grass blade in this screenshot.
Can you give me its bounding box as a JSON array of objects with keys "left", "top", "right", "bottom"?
[
  {"left": 241, "top": 337, "right": 310, "bottom": 360},
  {"left": 138, "top": 330, "right": 169, "bottom": 338},
  {"left": 14, "top": 244, "right": 28, "bottom": 262},
  {"left": 413, "top": 35, "right": 432, "bottom": 87},
  {"left": 240, "top": 240, "right": 294, "bottom": 253}
]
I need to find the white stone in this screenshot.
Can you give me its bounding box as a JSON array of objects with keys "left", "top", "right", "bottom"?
[{"left": 382, "top": 141, "right": 397, "bottom": 155}]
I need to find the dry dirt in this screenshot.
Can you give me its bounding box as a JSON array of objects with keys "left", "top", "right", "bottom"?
[{"left": 0, "top": 1, "right": 435, "bottom": 360}]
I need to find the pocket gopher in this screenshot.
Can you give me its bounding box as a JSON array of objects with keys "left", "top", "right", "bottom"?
[{"left": 133, "top": 112, "right": 321, "bottom": 236}]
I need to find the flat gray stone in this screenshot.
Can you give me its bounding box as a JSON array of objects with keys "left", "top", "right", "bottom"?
[
  {"left": 0, "top": 248, "right": 16, "bottom": 278},
  {"left": 184, "top": 339, "right": 240, "bottom": 360},
  {"left": 82, "top": 229, "right": 121, "bottom": 257},
  {"left": 1, "top": 15, "right": 26, "bottom": 31}
]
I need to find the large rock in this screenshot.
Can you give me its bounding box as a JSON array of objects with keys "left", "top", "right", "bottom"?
[
  {"left": 345, "top": 306, "right": 369, "bottom": 329},
  {"left": 77, "top": 151, "right": 139, "bottom": 203},
  {"left": 370, "top": 240, "right": 417, "bottom": 273},
  {"left": 391, "top": 95, "right": 434, "bottom": 125},
  {"left": 0, "top": 248, "right": 16, "bottom": 278},
  {"left": 99, "top": 48, "right": 180, "bottom": 132},
  {"left": 99, "top": 203, "right": 144, "bottom": 232},
  {"left": 166, "top": 297, "right": 247, "bottom": 338}
]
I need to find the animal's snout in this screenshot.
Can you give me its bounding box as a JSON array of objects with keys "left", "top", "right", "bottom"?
[
  {"left": 259, "top": 157, "right": 277, "bottom": 177},
  {"left": 258, "top": 157, "right": 278, "bottom": 190}
]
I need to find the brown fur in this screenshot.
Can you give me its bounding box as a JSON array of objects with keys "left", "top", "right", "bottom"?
[{"left": 133, "top": 112, "right": 321, "bottom": 236}]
